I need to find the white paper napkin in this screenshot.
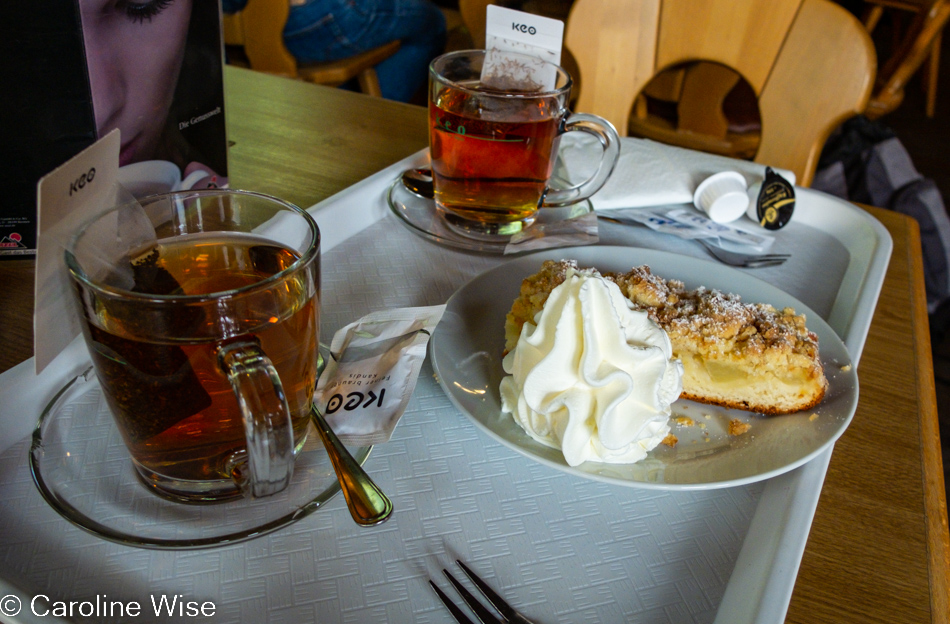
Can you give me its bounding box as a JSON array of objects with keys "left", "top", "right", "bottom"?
[{"left": 557, "top": 135, "right": 796, "bottom": 210}]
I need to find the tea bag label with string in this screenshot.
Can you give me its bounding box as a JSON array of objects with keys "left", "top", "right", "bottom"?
[
  {"left": 34, "top": 130, "right": 124, "bottom": 374},
  {"left": 316, "top": 305, "right": 445, "bottom": 446},
  {"left": 481, "top": 5, "right": 564, "bottom": 91}
]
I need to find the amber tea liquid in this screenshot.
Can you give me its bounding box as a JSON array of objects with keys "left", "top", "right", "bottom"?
[
  {"left": 429, "top": 85, "right": 562, "bottom": 224},
  {"left": 80, "top": 233, "right": 319, "bottom": 500}
]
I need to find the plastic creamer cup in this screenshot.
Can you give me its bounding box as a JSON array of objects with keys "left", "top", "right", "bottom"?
[{"left": 693, "top": 171, "right": 749, "bottom": 223}]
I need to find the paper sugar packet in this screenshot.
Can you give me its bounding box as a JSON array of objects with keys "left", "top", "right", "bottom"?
[
  {"left": 316, "top": 305, "right": 446, "bottom": 446},
  {"left": 607, "top": 205, "right": 775, "bottom": 252},
  {"left": 504, "top": 211, "right": 598, "bottom": 254}
]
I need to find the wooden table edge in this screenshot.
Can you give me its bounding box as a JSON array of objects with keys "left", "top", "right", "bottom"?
[
  {"left": 865, "top": 203, "right": 950, "bottom": 623},
  {"left": 907, "top": 215, "right": 950, "bottom": 623}
]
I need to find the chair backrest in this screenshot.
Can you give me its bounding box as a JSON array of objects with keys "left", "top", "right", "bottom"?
[
  {"left": 565, "top": 0, "right": 877, "bottom": 186},
  {"left": 868, "top": 0, "right": 950, "bottom": 117},
  {"left": 224, "top": 0, "right": 298, "bottom": 77},
  {"left": 458, "top": 0, "right": 493, "bottom": 49},
  {"left": 222, "top": 0, "right": 401, "bottom": 96}
]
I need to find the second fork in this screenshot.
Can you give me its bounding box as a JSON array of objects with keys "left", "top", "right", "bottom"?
[{"left": 430, "top": 559, "right": 536, "bottom": 624}]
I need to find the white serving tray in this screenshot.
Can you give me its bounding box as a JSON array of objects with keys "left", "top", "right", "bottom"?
[{"left": 0, "top": 148, "right": 891, "bottom": 624}]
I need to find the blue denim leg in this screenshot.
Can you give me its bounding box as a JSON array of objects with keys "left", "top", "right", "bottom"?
[{"left": 284, "top": 0, "right": 446, "bottom": 102}]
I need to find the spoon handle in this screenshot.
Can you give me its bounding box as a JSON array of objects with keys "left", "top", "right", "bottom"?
[{"left": 310, "top": 407, "right": 393, "bottom": 526}]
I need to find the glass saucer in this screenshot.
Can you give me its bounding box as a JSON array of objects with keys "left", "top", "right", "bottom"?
[
  {"left": 387, "top": 178, "right": 593, "bottom": 254},
  {"left": 29, "top": 368, "right": 371, "bottom": 550}
]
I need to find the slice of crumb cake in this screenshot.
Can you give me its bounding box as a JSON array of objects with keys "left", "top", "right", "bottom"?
[{"left": 504, "top": 260, "right": 828, "bottom": 415}]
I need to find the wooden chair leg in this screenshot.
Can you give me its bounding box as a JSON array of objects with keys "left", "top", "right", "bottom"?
[
  {"left": 926, "top": 31, "right": 941, "bottom": 117},
  {"left": 863, "top": 4, "right": 885, "bottom": 31},
  {"left": 357, "top": 68, "right": 383, "bottom": 97},
  {"left": 633, "top": 94, "right": 649, "bottom": 120}
]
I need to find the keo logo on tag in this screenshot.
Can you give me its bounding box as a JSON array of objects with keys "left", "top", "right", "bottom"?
[
  {"left": 69, "top": 168, "right": 96, "bottom": 196},
  {"left": 485, "top": 5, "right": 564, "bottom": 65},
  {"left": 325, "top": 388, "right": 386, "bottom": 414}
]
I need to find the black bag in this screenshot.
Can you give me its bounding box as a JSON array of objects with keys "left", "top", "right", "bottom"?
[{"left": 813, "top": 116, "right": 950, "bottom": 336}]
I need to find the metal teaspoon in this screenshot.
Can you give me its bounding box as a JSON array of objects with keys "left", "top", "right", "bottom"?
[
  {"left": 310, "top": 406, "right": 393, "bottom": 526},
  {"left": 401, "top": 167, "right": 434, "bottom": 199}
]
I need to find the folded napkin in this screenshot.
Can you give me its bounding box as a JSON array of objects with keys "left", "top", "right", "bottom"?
[{"left": 557, "top": 135, "right": 796, "bottom": 210}]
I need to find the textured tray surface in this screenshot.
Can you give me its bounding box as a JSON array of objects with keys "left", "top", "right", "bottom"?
[{"left": 0, "top": 155, "right": 890, "bottom": 623}]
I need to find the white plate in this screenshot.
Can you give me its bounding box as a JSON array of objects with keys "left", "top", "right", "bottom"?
[{"left": 430, "top": 246, "right": 859, "bottom": 490}]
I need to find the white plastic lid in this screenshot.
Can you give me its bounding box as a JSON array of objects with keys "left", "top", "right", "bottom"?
[{"left": 693, "top": 171, "right": 749, "bottom": 223}]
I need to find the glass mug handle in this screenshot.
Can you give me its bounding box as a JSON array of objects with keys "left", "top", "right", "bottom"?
[
  {"left": 217, "top": 340, "right": 296, "bottom": 498},
  {"left": 542, "top": 113, "right": 621, "bottom": 207}
]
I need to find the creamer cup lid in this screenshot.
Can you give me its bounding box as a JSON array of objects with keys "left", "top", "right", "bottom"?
[{"left": 693, "top": 171, "right": 748, "bottom": 223}]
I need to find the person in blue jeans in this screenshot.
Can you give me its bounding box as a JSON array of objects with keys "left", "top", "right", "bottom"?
[{"left": 221, "top": 0, "right": 447, "bottom": 103}]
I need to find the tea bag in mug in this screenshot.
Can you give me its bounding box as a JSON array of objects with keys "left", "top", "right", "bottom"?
[{"left": 317, "top": 305, "right": 445, "bottom": 446}]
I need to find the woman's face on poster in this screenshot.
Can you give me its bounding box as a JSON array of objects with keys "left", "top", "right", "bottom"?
[{"left": 79, "top": 0, "right": 193, "bottom": 166}]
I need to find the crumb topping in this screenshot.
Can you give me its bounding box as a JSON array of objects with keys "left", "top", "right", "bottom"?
[
  {"left": 607, "top": 265, "right": 819, "bottom": 361},
  {"left": 506, "top": 260, "right": 821, "bottom": 365},
  {"left": 729, "top": 419, "right": 751, "bottom": 436}
]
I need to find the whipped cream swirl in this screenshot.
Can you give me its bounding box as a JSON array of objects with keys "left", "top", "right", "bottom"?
[{"left": 500, "top": 270, "right": 683, "bottom": 466}]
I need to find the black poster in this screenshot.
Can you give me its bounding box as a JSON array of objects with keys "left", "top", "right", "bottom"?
[{"left": 0, "top": 0, "right": 228, "bottom": 259}]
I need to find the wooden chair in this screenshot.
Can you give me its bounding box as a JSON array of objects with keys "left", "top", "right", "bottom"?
[
  {"left": 565, "top": 0, "right": 877, "bottom": 187},
  {"left": 222, "top": 0, "right": 400, "bottom": 97},
  {"left": 627, "top": 61, "right": 763, "bottom": 160},
  {"left": 862, "top": 0, "right": 950, "bottom": 118}
]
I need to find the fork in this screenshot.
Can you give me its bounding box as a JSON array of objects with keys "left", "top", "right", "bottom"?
[
  {"left": 695, "top": 238, "right": 790, "bottom": 268},
  {"left": 429, "top": 559, "right": 537, "bottom": 624}
]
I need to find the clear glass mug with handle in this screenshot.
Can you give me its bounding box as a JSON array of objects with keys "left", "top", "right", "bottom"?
[
  {"left": 65, "top": 189, "right": 320, "bottom": 503},
  {"left": 428, "top": 48, "right": 621, "bottom": 241}
]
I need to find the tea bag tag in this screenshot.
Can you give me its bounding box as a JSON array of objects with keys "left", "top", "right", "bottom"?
[
  {"left": 482, "top": 5, "right": 564, "bottom": 91},
  {"left": 34, "top": 131, "right": 123, "bottom": 374}
]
